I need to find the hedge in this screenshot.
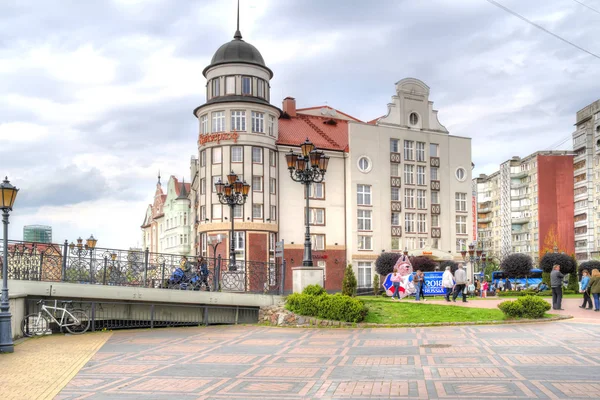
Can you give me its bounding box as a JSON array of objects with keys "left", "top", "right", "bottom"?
[
  {"left": 302, "top": 284, "right": 326, "bottom": 296},
  {"left": 286, "top": 292, "right": 368, "bottom": 323},
  {"left": 498, "top": 296, "right": 550, "bottom": 319},
  {"left": 497, "top": 289, "right": 576, "bottom": 297}
]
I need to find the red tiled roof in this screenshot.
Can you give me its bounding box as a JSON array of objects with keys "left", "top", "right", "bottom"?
[
  {"left": 172, "top": 176, "right": 191, "bottom": 196},
  {"left": 296, "top": 105, "right": 363, "bottom": 122},
  {"left": 277, "top": 114, "right": 349, "bottom": 152},
  {"left": 367, "top": 116, "right": 383, "bottom": 125}
]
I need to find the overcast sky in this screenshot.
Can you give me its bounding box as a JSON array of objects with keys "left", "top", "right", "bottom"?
[{"left": 1, "top": 0, "right": 599, "bottom": 249}]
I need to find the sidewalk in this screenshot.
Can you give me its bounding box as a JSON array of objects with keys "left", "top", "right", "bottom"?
[
  {"left": 424, "top": 296, "right": 600, "bottom": 324},
  {"left": 0, "top": 331, "right": 111, "bottom": 400}
]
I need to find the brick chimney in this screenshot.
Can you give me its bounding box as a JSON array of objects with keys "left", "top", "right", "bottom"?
[{"left": 283, "top": 97, "right": 296, "bottom": 117}]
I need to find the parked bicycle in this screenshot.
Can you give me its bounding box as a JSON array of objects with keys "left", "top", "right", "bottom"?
[{"left": 21, "top": 299, "right": 90, "bottom": 337}]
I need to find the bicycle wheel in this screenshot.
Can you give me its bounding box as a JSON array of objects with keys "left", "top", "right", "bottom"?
[
  {"left": 64, "top": 309, "right": 90, "bottom": 334},
  {"left": 21, "top": 314, "right": 50, "bottom": 337}
]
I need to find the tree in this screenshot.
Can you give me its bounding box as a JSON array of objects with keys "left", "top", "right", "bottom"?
[
  {"left": 372, "top": 273, "right": 380, "bottom": 296},
  {"left": 342, "top": 264, "right": 357, "bottom": 296},
  {"left": 410, "top": 256, "right": 436, "bottom": 272},
  {"left": 579, "top": 260, "right": 600, "bottom": 276},
  {"left": 540, "top": 224, "right": 561, "bottom": 258},
  {"left": 539, "top": 253, "right": 576, "bottom": 274},
  {"left": 501, "top": 253, "right": 532, "bottom": 278},
  {"left": 439, "top": 260, "right": 458, "bottom": 274},
  {"left": 483, "top": 262, "right": 501, "bottom": 282},
  {"left": 375, "top": 252, "right": 401, "bottom": 276}
]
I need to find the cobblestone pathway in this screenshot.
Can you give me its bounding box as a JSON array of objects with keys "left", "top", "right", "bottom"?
[{"left": 54, "top": 320, "right": 600, "bottom": 399}]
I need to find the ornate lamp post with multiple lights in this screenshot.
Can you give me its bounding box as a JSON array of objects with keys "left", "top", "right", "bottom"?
[
  {"left": 461, "top": 242, "right": 486, "bottom": 282},
  {"left": 68, "top": 235, "right": 98, "bottom": 282},
  {"left": 1, "top": 176, "right": 19, "bottom": 353},
  {"left": 215, "top": 172, "right": 250, "bottom": 271},
  {"left": 285, "top": 139, "right": 330, "bottom": 266}
]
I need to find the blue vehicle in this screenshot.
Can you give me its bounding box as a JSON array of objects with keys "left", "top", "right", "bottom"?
[{"left": 492, "top": 269, "right": 543, "bottom": 289}]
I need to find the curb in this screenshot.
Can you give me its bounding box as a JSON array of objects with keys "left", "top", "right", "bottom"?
[{"left": 260, "top": 314, "right": 573, "bottom": 329}]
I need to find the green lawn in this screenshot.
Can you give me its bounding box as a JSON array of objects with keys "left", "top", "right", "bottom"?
[{"left": 362, "top": 296, "right": 507, "bottom": 324}]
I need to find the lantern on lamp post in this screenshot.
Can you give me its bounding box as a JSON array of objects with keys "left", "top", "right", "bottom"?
[
  {"left": 1, "top": 176, "right": 19, "bottom": 353},
  {"left": 216, "top": 172, "right": 250, "bottom": 271},
  {"left": 285, "top": 138, "right": 330, "bottom": 266}
]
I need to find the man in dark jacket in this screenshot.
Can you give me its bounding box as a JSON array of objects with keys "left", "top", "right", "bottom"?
[{"left": 550, "top": 264, "right": 564, "bottom": 310}]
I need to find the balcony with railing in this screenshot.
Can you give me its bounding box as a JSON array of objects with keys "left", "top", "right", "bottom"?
[
  {"left": 512, "top": 216, "right": 530, "bottom": 224},
  {"left": 510, "top": 180, "right": 530, "bottom": 189},
  {"left": 510, "top": 170, "right": 528, "bottom": 179},
  {"left": 478, "top": 206, "right": 492, "bottom": 213},
  {"left": 478, "top": 216, "right": 492, "bottom": 223},
  {"left": 512, "top": 193, "right": 528, "bottom": 201}
]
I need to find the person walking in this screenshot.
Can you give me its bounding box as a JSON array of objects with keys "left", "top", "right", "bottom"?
[
  {"left": 391, "top": 267, "right": 402, "bottom": 301},
  {"left": 468, "top": 280, "right": 476, "bottom": 298},
  {"left": 589, "top": 269, "right": 600, "bottom": 312},
  {"left": 452, "top": 263, "right": 468, "bottom": 303},
  {"left": 580, "top": 270, "right": 592, "bottom": 310},
  {"left": 550, "top": 264, "right": 565, "bottom": 310},
  {"left": 197, "top": 256, "right": 211, "bottom": 291},
  {"left": 416, "top": 270, "right": 426, "bottom": 301},
  {"left": 442, "top": 266, "right": 454, "bottom": 302}
]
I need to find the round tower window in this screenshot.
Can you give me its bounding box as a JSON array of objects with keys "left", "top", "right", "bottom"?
[
  {"left": 456, "top": 167, "right": 466, "bottom": 181},
  {"left": 358, "top": 156, "right": 372, "bottom": 173}
]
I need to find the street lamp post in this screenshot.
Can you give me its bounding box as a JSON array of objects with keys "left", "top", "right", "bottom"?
[
  {"left": 215, "top": 172, "right": 250, "bottom": 271},
  {"left": 68, "top": 235, "right": 98, "bottom": 282},
  {"left": 285, "top": 139, "right": 330, "bottom": 267},
  {"left": 462, "top": 242, "right": 486, "bottom": 282},
  {"left": 1, "top": 176, "right": 19, "bottom": 353},
  {"left": 207, "top": 234, "right": 224, "bottom": 256}
]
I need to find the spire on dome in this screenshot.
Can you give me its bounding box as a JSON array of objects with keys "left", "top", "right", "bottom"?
[
  {"left": 233, "top": 0, "right": 242, "bottom": 40},
  {"left": 157, "top": 170, "right": 161, "bottom": 186}
]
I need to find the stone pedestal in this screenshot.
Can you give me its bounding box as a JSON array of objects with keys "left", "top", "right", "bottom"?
[{"left": 292, "top": 267, "right": 324, "bottom": 293}]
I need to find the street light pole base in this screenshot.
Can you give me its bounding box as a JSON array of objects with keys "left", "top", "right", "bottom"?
[
  {"left": 292, "top": 266, "right": 324, "bottom": 293},
  {"left": 0, "top": 310, "right": 14, "bottom": 353}
]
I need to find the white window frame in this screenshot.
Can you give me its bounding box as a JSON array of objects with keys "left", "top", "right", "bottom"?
[
  {"left": 391, "top": 163, "right": 400, "bottom": 177},
  {"left": 309, "top": 183, "right": 325, "bottom": 199},
  {"left": 270, "top": 177, "right": 276, "bottom": 194},
  {"left": 455, "top": 193, "right": 467, "bottom": 212},
  {"left": 358, "top": 235, "right": 373, "bottom": 251},
  {"left": 405, "top": 188, "right": 415, "bottom": 208},
  {"left": 252, "top": 176, "right": 263, "bottom": 192},
  {"left": 252, "top": 204, "right": 263, "bottom": 219},
  {"left": 390, "top": 139, "right": 399, "bottom": 153},
  {"left": 241, "top": 76, "right": 252, "bottom": 95},
  {"left": 252, "top": 111, "right": 264, "bottom": 133},
  {"left": 225, "top": 76, "right": 235, "bottom": 94},
  {"left": 391, "top": 212, "right": 401, "bottom": 226},
  {"left": 212, "top": 111, "right": 225, "bottom": 133},
  {"left": 417, "top": 214, "right": 427, "bottom": 233},
  {"left": 391, "top": 187, "right": 400, "bottom": 201},
  {"left": 270, "top": 205, "right": 276, "bottom": 221},
  {"left": 231, "top": 146, "right": 243, "bottom": 163},
  {"left": 357, "top": 261, "right": 372, "bottom": 288},
  {"left": 417, "top": 189, "right": 427, "bottom": 209},
  {"left": 308, "top": 208, "right": 325, "bottom": 225},
  {"left": 405, "top": 213, "right": 415, "bottom": 233},
  {"left": 456, "top": 215, "right": 467, "bottom": 234},
  {"left": 357, "top": 184, "right": 372, "bottom": 206},
  {"left": 357, "top": 209, "right": 372, "bottom": 231},
  {"left": 430, "top": 143, "right": 439, "bottom": 157},
  {"left": 268, "top": 115, "right": 275, "bottom": 136},
  {"left": 311, "top": 234, "right": 325, "bottom": 251},
  {"left": 231, "top": 110, "right": 246, "bottom": 131},
  {"left": 233, "top": 204, "right": 243, "bottom": 219},
  {"left": 404, "top": 140, "right": 414, "bottom": 161},
  {"left": 417, "top": 166, "right": 426, "bottom": 185},
  {"left": 212, "top": 204, "right": 222, "bottom": 219},
  {"left": 252, "top": 147, "right": 263, "bottom": 163},
  {"left": 200, "top": 114, "right": 208, "bottom": 134},
  {"left": 404, "top": 164, "right": 414, "bottom": 185},
  {"left": 416, "top": 142, "right": 425, "bottom": 162}
]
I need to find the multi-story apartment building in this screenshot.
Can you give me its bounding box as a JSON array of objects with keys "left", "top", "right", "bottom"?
[
  {"left": 141, "top": 175, "right": 191, "bottom": 255},
  {"left": 572, "top": 99, "right": 600, "bottom": 261},
  {"left": 143, "top": 25, "right": 474, "bottom": 291},
  {"left": 474, "top": 152, "right": 574, "bottom": 263}
]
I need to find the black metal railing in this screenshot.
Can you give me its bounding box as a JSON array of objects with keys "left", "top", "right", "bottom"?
[
  {"left": 1, "top": 240, "right": 285, "bottom": 295},
  {"left": 24, "top": 298, "right": 259, "bottom": 331}
]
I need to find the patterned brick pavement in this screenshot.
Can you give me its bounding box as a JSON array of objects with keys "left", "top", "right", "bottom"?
[{"left": 43, "top": 319, "right": 600, "bottom": 399}]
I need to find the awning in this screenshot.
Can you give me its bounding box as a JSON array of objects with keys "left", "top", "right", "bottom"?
[{"left": 406, "top": 246, "right": 454, "bottom": 261}]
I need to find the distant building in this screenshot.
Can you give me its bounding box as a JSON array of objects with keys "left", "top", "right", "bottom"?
[
  {"left": 473, "top": 151, "right": 574, "bottom": 263},
  {"left": 141, "top": 175, "right": 192, "bottom": 256},
  {"left": 23, "top": 225, "right": 52, "bottom": 243},
  {"left": 572, "top": 99, "right": 600, "bottom": 261}
]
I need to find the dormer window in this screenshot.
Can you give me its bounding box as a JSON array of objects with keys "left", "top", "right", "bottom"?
[{"left": 242, "top": 76, "right": 252, "bottom": 95}]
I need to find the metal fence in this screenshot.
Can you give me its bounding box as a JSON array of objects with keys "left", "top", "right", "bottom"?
[
  {"left": 1, "top": 240, "right": 284, "bottom": 295},
  {"left": 25, "top": 298, "right": 259, "bottom": 331}
]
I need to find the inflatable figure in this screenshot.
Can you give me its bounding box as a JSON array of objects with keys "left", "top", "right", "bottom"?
[{"left": 382, "top": 254, "right": 416, "bottom": 299}]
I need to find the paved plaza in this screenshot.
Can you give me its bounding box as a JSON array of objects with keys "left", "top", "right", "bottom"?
[{"left": 49, "top": 319, "right": 599, "bottom": 399}]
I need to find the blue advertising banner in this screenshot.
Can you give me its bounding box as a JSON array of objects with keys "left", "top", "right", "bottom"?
[{"left": 423, "top": 271, "right": 445, "bottom": 295}]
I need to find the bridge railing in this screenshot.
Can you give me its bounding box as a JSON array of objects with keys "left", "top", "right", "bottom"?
[{"left": 0, "top": 240, "right": 284, "bottom": 295}]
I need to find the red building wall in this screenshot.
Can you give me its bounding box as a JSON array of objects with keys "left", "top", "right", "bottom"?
[
  {"left": 537, "top": 155, "right": 575, "bottom": 255},
  {"left": 282, "top": 248, "right": 347, "bottom": 294}
]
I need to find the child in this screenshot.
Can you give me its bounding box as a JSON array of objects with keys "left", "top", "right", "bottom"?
[
  {"left": 482, "top": 280, "right": 489, "bottom": 298},
  {"left": 391, "top": 267, "right": 402, "bottom": 300}
]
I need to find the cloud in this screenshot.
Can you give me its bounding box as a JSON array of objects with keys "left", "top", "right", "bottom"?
[{"left": 1, "top": 0, "right": 599, "bottom": 248}]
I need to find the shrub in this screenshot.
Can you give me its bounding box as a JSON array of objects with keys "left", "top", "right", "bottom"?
[
  {"left": 579, "top": 261, "right": 600, "bottom": 276},
  {"left": 411, "top": 256, "right": 436, "bottom": 272},
  {"left": 497, "top": 289, "right": 537, "bottom": 297},
  {"left": 375, "top": 253, "right": 401, "bottom": 276},
  {"left": 286, "top": 293, "right": 367, "bottom": 322},
  {"left": 518, "top": 296, "right": 551, "bottom": 318},
  {"left": 539, "top": 253, "right": 576, "bottom": 274},
  {"left": 498, "top": 300, "right": 524, "bottom": 318},
  {"left": 372, "top": 274, "right": 380, "bottom": 296},
  {"left": 342, "top": 264, "right": 357, "bottom": 297},
  {"left": 302, "top": 284, "right": 325, "bottom": 296},
  {"left": 497, "top": 296, "right": 550, "bottom": 319},
  {"left": 542, "top": 271, "right": 551, "bottom": 286},
  {"left": 501, "top": 253, "right": 532, "bottom": 278},
  {"left": 567, "top": 272, "right": 579, "bottom": 292}
]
